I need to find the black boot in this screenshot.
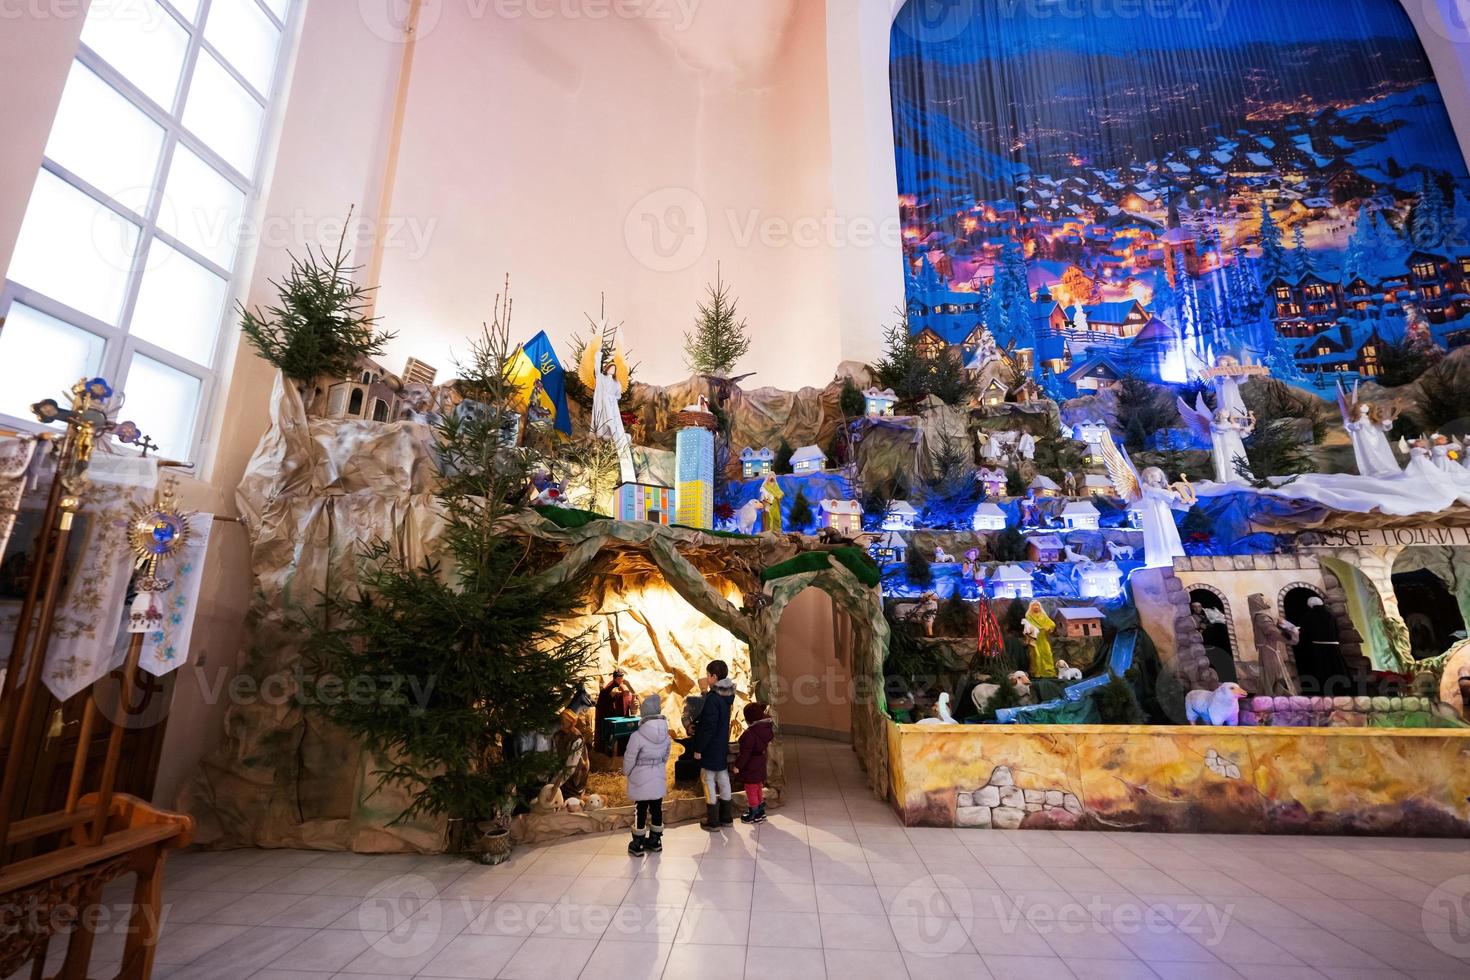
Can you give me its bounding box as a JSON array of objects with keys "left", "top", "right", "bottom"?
[
  {"left": 752, "top": 804, "right": 767, "bottom": 824},
  {"left": 739, "top": 805, "right": 757, "bottom": 824},
  {"left": 701, "top": 804, "right": 721, "bottom": 831},
  {"left": 718, "top": 800, "right": 734, "bottom": 826},
  {"left": 647, "top": 826, "right": 663, "bottom": 852},
  {"left": 628, "top": 832, "right": 646, "bottom": 855}
]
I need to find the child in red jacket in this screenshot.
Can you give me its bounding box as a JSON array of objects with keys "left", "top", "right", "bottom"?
[{"left": 730, "top": 702, "right": 774, "bottom": 824}]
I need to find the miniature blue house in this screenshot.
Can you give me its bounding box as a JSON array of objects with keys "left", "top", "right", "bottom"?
[
  {"left": 882, "top": 500, "right": 919, "bottom": 531},
  {"left": 791, "top": 445, "right": 828, "bottom": 474},
  {"left": 991, "top": 564, "right": 1035, "bottom": 599},
  {"left": 1077, "top": 561, "right": 1123, "bottom": 600},
  {"left": 863, "top": 387, "right": 898, "bottom": 417},
  {"left": 872, "top": 530, "right": 907, "bottom": 564},
  {"left": 740, "top": 447, "right": 776, "bottom": 479},
  {"left": 1062, "top": 500, "right": 1101, "bottom": 530}
]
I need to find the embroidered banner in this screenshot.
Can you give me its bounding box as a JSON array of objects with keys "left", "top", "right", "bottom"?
[
  {"left": 0, "top": 436, "right": 38, "bottom": 563},
  {"left": 137, "top": 512, "right": 213, "bottom": 677}
]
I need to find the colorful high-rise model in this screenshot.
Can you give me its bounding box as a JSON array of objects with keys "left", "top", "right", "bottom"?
[{"left": 674, "top": 397, "right": 718, "bottom": 529}]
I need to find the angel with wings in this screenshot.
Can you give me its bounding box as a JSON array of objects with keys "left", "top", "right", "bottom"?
[
  {"left": 579, "top": 318, "right": 636, "bottom": 484},
  {"left": 1177, "top": 394, "right": 1253, "bottom": 484},
  {"left": 1100, "top": 431, "right": 1195, "bottom": 568},
  {"left": 1337, "top": 381, "right": 1399, "bottom": 477}
]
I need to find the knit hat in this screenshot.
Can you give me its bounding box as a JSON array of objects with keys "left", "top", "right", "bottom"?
[{"left": 639, "top": 695, "right": 662, "bottom": 719}]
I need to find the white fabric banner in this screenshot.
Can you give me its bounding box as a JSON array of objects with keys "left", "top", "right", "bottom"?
[
  {"left": 137, "top": 512, "right": 213, "bottom": 677},
  {"left": 31, "top": 454, "right": 159, "bottom": 702},
  {"left": 0, "top": 436, "right": 38, "bottom": 562}
]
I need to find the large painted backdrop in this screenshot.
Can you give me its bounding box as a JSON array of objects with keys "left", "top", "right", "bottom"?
[{"left": 892, "top": 0, "right": 1470, "bottom": 395}]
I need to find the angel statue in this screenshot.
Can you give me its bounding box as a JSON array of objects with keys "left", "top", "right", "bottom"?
[
  {"left": 1100, "top": 431, "right": 1196, "bottom": 568},
  {"left": 578, "top": 319, "right": 636, "bottom": 484},
  {"left": 1337, "top": 381, "right": 1399, "bottom": 477},
  {"left": 1178, "top": 395, "right": 1253, "bottom": 484}
]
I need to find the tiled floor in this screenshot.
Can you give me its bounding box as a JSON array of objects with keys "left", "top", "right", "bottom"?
[{"left": 27, "top": 737, "right": 1470, "bottom": 979}]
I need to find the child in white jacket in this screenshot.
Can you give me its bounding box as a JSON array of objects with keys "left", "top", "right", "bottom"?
[{"left": 623, "top": 695, "right": 671, "bottom": 854}]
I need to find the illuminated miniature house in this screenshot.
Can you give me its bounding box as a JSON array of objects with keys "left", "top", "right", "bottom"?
[
  {"left": 1077, "top": 561, "right": 1123, "bottom": 599},
  {"left": 1127, "top": 503, "right": 1145, "bottom": 528},
  {"left": 980, "top": 378, "right": 1009, "bottom": 408},
  {"left": 740, "top": 447, "right": 776, "bottom": 479},
  {"left": 1029, "top": 474, "right": 1061, "bottom": 498},
  {"left": 1057, "top": 606, "right": 1106, "bottom": 639},
  {"left": 675, "top": 403, "right": 718, "bottom": 529},
  {"left": 882, "top": 500, "right": 919, "bottom": 531},
  {"left": 790, "top": 445, "right": 828, "bottom": 475},
  {"left": 616, "top": 481, "right": 672, "bottom": 525},
  {"left": 1084, "top": 474, "right": 1114, "bottom": 498},
  {"left": 1062, "top": 500, "right": 1101, "bottom": 530},
  {"left": 872, "top": 530, "right": 907, "bottom": 564},
  {"left": 991, "top": 564, "right": 1035, "bottom": 599},
  {"left": 863, "top": 387, "right": 898, "bottom": 416},
  {"left": 818, "top": 499, "right": 864, "bottom": 536},
  {"left": 1028, "top": 535, "right": 1065, "bottom": 563},
  {"left": 977, "top": 466, "right": 1007, "bottom": 497},
  {"left": 972, "top": 501, "right": 1008, "bottom": 531}
]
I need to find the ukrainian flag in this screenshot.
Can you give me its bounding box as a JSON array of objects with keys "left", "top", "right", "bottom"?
[{"left": 505, "top": 331, "right": 573, "bottom": 435}]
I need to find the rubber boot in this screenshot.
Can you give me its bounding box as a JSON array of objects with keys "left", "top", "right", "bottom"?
[
  {"left": 701, "top": 804, "right": 721, "bottom": 831},
  {"left": 718, "top": 800, "right": 734, "bottom": 826},
  {"left": 648, "top": 826, "right": 663, "bottom": 852},
  {"left": 628, "top": 832, "right": 646, "bottom": 855}
]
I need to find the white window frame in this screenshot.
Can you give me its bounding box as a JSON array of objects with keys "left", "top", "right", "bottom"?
[{"left": 0, "top": 0, "right": 300, "bottom": 467}]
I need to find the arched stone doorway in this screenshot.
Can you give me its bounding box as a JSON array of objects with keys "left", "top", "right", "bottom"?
[
  {"left": 1189, "top": 586, "right": 1238, "bottom": 684},
  {"left": 1392, "top": 569, "right": 1466, "bottom": 660},
  {"left": 772, "top": 587, "right": 852, "bottom": 740}
]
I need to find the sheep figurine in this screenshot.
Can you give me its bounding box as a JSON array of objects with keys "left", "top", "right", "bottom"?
[
  {"left": 1184, "top": 683, "right": 1250, "bottom": 726},
  {"left": 1056, "top": 660, "right": 1083, "bottom": 682},
  {"left": 584, "top": 794, "right": 606, "bottom": 811}
]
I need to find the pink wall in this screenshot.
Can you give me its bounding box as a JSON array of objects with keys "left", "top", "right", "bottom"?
[{"left": 372, "top": 0, "right": 842, "bottom": 390}]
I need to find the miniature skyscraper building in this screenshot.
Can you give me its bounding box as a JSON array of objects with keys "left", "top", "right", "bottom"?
[{"left": 674, "top": 399, "right": 718, "bottom": 529}]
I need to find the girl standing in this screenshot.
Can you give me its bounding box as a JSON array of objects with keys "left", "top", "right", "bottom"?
[{"left": 623, "top": 695, "right": 670, "bottom": 854}]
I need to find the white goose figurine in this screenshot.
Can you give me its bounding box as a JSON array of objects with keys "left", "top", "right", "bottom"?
[{"left": 916, "top": 692, "right": 957, "bottom": 725}]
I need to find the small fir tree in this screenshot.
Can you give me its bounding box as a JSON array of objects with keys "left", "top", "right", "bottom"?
[
  {"left": 904, "top": 541, "right": 934, "bottom": 587},
  {"left": 238, "top": 212, "right": 396, "bottom": 386},
  {"left": 1410, "top": 173, "right": 1449, "bottom": 251},
  {"left": 1414, "top": 361, "right": 1469, "bottom": 431},
  {"left": 1289, "top": 225, "right": 1312, "bottom": 278},
  {"left": 303, "top": 289, "right": 593, "bottom": 852},
  {"left": 1237, "top": 418, "right": 1315, "bottom": 486},
  {"left": 683, "top": 265, "right": 752, "bottom": 377},
  {"left": 977, "top": 668, "right": 1022, "bottom": 722},
  {"left": 1097, "top": 671, "right": 1147, "bottom": 725},
  {"left": 788, "top": 489, "right": 814, "bottom": 531},
  {"left": 775, "top": 439, "right": 794, "bottom": 475},
  {"left": 839, "top": 378, "right": 866, "bottom": 418},
  {"left": 1257, "top": 202, "right": 1286, "bottom": 282}
]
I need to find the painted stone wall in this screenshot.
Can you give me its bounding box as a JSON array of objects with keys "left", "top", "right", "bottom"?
[{"left": 889, "top": 723, "right": 1470, "bottom": 837}]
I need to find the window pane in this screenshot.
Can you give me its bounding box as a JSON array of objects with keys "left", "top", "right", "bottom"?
[
  {"left": 159, "top": 146, "right": 246, "bottom": 268},
  {"left": 261, "top": 0, "right": 290, "bottom": 18},
  {"left": 80, "top": 0, "right": 190, "bottom": 109},
  {"left": 131, "top": 241, "right": 228, "bottom": 364},
  {"left": 169, "top": 0, "right": 202, "bottom": 22},
  {"left": 182, "top": 53, "right": 264, "bottom": 176},
  {"left": 204, "top": 0, "right": 280, "bottom": 95},
  {"left": 122, "top": 354, "right": 202, "bottom": 460},
  {"left": 0, "top": 305, "right": 106, "bottom": 422},
  {"left": 6, "top": 171, "right": 140, "bottom": 325},
  {"left": 45, "top": 62, "right": 165, "bottom": 213}
]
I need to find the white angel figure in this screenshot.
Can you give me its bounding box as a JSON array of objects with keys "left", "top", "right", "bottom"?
[
  {"left": 1337, "top": 381, "right": 1399, "bottom": 477},
  {"left": 579, "top": 319, "right": 636, "bottom": 484},
  {"left": 1429, "top": 434, "right": 1466, "bottom": 478},
  {"left": 1100, "top": 431, "right": 1194, "bottom": 568},
  {"left": 1178, "top": 394, "right": 1252, "bottom": 484}
]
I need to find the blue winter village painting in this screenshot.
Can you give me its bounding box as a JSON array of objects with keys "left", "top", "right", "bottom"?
[{"left": 892, "top": 0, "right": 1470, "bottom": 400}]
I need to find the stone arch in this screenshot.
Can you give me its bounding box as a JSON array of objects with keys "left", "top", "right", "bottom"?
[
  {"left": 1189, "top": 584, "right": 1239, "bottom": 684},
  {"left": 1277, "top": 581, "right": 1324, "bottom": 619}
]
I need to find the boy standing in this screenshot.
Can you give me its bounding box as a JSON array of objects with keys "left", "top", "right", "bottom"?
[{"left": 690, "top": 659, "right": 736, "bottom": 831}]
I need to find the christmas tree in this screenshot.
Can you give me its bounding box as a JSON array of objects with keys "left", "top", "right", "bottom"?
[
  {"left": 1410, "top": 173, "right": 1449, "bottom": 251},
  {"left": 683, "top": 264, "right": 752, "bottom": 376},
  {"left": 1257, "top": 202, "right": 1286, "bottom": 282},
  {"left": 904, "top": 540, "right": 934, "bottom": 587},
  {"left": 305, "top": 288, "right": 594, "bottom": 853},
  {"left": 1343, "top": 211, "right": 1375, "bottom": 283},
  {"left": 788, "top": 489, "right": 814, "bottom": 531},
  {"left": 1289, "top": 225, "right": 1312, "bottom": 278}
]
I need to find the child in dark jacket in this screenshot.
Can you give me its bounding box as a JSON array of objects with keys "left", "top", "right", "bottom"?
[
  {"left": 690, "top": 659, "right": 736, "bottom": 831},
  {"left": 731, "top": 702, "right": 774, "bottom": 824}
]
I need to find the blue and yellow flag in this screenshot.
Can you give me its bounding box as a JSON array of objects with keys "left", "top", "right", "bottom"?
[{"left": 506, "top": 331, "right": 573, "bottom": 435}]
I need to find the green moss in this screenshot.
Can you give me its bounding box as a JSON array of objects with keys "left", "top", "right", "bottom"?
[
  {"left": 672, "top": 524, "right": 756, "bottom": 540},
  {"left": 762, "top": 547, "right": 880, "bottom": 588},
  {"left": 534, "top": 506, "right": 611, "bottom": 529}
]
